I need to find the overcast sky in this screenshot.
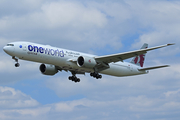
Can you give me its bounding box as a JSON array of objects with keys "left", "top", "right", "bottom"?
[{"left": 0, "top": 0, "right": 180, "bottom": 120}]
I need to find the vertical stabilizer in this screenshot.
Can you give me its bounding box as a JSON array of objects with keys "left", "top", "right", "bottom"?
[{"left": 130, "top": 43, "right": 148, "bottom": 67}]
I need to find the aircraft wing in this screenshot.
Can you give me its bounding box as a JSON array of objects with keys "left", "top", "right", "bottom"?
[{"left": 95, "top": 43, "right": 174, "bottom": 64}]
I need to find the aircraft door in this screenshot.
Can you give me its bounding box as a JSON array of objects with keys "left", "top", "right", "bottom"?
[
  {"left": 22, "top": 44, "right": 27, "bottom": 51},
  {"left": 128, "top": 64, "right": 133, "bottom": 72}
]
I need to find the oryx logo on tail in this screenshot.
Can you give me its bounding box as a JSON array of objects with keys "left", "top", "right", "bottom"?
[
  {"left": 133, "top": 54, "right": 145, "bottom": 67},
  {"left": 130, "top": 43, "right": 148, "bottom": 67}
]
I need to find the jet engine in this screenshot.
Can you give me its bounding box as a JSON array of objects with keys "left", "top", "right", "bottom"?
[
  {"left": 39, "top": 64, "right": 58, "bottom": 75},
  {"left": 77, "top": 56, "right": 97, "bottom": 68}
]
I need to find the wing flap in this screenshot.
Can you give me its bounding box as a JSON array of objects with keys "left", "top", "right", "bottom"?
[
  {"left": 95, "top": 43, "right": 174, "bottom": 64},
  {"left": 138, "top": 65, "right": 169, "bottom": 71}
]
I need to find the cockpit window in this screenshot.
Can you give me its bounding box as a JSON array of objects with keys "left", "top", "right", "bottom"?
[{"left": 7, "top": 44, "right": 14, "bottom": 46}]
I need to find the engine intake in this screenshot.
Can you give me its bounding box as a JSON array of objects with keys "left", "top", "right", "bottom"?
[
  {"left": 77, "top": 56, "right": 97, "bottom": 68},
  {"left": 39, "top": 64, "right": 58, "bottom": 75}
]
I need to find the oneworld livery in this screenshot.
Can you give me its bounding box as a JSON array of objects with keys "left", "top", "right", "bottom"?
[{"left": 3, "top": 41, "right": 174, "bottom": 83}]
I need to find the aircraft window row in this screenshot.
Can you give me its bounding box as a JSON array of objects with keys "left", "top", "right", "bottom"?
[{"left": 7, "top": 44, "right": 14, "bottom": 46}]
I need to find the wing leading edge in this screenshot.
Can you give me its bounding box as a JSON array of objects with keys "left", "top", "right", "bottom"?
[{"left": 95, "top": 43, "right": 175, "bottom": 64}]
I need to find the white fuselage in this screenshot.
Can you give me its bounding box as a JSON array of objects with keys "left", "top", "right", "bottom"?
[{"left": 3, "top": 41, "right": 147, "bottom": 77}]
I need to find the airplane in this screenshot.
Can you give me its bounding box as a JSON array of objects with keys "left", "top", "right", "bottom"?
[{"left": 3, "top": 41, "right": 174, "bottom": 83}]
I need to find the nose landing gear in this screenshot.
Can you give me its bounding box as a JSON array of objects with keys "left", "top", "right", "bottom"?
[
  {"left": 12, "top": 56, "right": 20, "bottom": 67},
  {"left": 15, "top": 63, "right": 20, "bottom": 67}
]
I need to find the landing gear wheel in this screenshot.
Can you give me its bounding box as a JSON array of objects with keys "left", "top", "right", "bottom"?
[
  {"left": 69, "top": 76, "right": 72, "bottom": 80},
  {"left": 90, "top": 72, "right": 102, "bottom": 79},
  {"left": 77, "top": 78, "right": 80, "bottom": 82},
  {"left": 90, "top": 73, "right": 93, "bottom": 76},
  {"left": 72, "top": 76, "right": 76, "bottom": 81},
  {"left": 68, "top": 76, "right": 80, "bottom": 83},
  {"left": 93, "top": 73, "right": 97, "bottom": 78},
  {"left": 74, "top": 77, "right": 80, "bottom": 83},
  {"left": 15, "top": 63, "right": 20, "bottom": 67}
]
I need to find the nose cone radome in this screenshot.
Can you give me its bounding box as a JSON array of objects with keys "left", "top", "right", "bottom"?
[
  {"left": 3, "top": 46, "right": 14, "bottom": 55},
  {"left": 3, "top": 46, "right": 8, "bottom": 53}
]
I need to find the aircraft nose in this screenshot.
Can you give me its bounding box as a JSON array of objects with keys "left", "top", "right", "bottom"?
[
  {"left": 3, "top": 46, "right": 14, "bottom": 55},
  {"left": 3, "top": 46, "right": 8, "bottom": 52}
]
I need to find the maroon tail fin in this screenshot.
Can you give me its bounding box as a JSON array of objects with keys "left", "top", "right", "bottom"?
[{"left": 130, "top": 43, "right": 148, "bottom": 67}]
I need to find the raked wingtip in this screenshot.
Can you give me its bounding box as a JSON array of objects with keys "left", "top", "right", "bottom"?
[{"left": 167, "top": 43, "right": 175, "bottom": 46}]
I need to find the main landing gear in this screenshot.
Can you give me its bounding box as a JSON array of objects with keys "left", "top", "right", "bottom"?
[
  {"left": 68, "top": 76, "right": 80, "bottom": 83},
  {"left": 12, "top": 56, "right": 20, "bottom": 67},
  {"left": 68, "top": 72, "right": 80, "bottom": 83},
  {"left": 90, "top": 72, "right": 102, "bottom": 79}
]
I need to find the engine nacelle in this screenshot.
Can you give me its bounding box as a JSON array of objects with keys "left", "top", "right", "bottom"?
[
  {"left": 77, "top": 56, "right": 97, "bottom": 68},
  {"left": 39, "top": 64, "right": 58, "bottom": 75}
]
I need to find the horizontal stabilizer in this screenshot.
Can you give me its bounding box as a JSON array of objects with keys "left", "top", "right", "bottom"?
[{"left": 138, "top": 65, "right": 169, "bottom": 71}]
